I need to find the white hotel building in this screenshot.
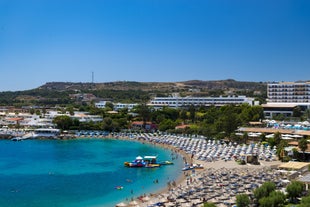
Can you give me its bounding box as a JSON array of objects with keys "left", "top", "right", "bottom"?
[
  {"left": 149, "top": 95, "right": 255, "bottom": 109},
  {"left": 267, "top": 82, "right": 310, "bottom": 103},
  {"left": 263, "top": 82, "right": 310, "bottom": 118}
]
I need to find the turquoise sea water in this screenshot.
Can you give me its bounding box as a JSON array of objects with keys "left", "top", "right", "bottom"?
[{"left": 0, "top": 138, "right": 183, "bottom": 207}]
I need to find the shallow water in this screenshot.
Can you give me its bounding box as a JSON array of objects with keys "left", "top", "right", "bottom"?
[{"left": 0, "top": 138, "right": 183, "bottom": 207}]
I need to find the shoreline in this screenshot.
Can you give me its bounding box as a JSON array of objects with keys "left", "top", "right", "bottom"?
[
  {"left": 146, "top": 141, "right": 191, "bottom": 196},
  {"left": 1, "top": 133, "right": 283, "bottom": 207},
  {"left": 108, "top": 134, "right": 282, "bottom": 207},
  {"left": 73, "top": 135, "right": 192, "bottom": 206},
  {"left": 103, "top": 135, "right": 192, "bottom": 201}
]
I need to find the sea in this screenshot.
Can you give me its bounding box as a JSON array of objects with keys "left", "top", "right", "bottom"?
[{"left": 0, "top": 138, "right": 184, "bottom": 207}]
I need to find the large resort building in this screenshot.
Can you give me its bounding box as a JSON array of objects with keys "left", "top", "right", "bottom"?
[
  {"left": 267, "top": 81, "right": 310, "bottom": 103},
  {"left": 263, "top": 81, "right": 310, "bottom": 118},
  {"left": 148, "top": 95, "right": 255, "bottom": 109}
]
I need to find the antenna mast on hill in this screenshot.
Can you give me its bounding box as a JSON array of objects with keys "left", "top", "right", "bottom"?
[{"left": 92, "top": 71, "right": 94, "bottom": 83}]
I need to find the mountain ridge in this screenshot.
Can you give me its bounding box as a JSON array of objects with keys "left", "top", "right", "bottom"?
[{"left": 38, "top": 79, "right": 267, "bottom": 92}]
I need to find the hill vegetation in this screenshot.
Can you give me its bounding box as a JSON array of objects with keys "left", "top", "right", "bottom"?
[{"left": 0, "top": 79, "right": 267, "bottom": 106}]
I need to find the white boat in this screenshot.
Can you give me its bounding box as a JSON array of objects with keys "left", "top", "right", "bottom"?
[{"left": 11, "top": 137, "right": 23, "bottom": 141}]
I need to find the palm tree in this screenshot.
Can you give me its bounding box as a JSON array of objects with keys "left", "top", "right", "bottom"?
[{"left": 299, "top": 138, "right": 308, "bottom": 161}]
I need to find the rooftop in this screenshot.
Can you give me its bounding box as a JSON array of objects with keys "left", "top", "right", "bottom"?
[
  {"left": 278, "top": 161, "right": 310, "bottom": 170},
  {"left": 262, "top": 103, "right": 298, "bottom": 108}
]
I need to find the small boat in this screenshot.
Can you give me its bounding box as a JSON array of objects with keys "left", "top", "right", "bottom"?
[
  {"left": 182, "top": 166, "right": 195, "bottom": 171},
  {"left": 124, "top": 155, "right": 159, "bottom": 168},
  {"left": 11, "top": 137, "right": 23, "bottom": 141},
  {"left": 159, "top": 161, "right": 173, "bottom": 165},
  {"left": 124, "top": 156, "right": 146, "bottom": 167}
]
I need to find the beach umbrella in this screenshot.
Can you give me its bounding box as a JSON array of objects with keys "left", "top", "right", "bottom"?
[
  {"left": 182, "top": 202, "right": 191, "bottom": 207},
  {"left": 158, "top": 197, "right": 168, "bottom": 203},
  {"left": 116, "top": 202, "right": 128, "bottom": 207},
  {"left": 266, "top": 134, "right": 274, "bottom": 138},
  {"left": 167, "top": 195, "right": 175, "bottom": 201},
  {"left": 129, "top": 200, "right": 139, "bottom": 206},
  {"left": 165, "top": 202, "right": 176, "bottom": 207},
  {"left": 142, "top": 196, "right": 150, "bottom": 202}
]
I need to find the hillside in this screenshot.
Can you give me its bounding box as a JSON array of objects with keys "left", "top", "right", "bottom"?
[
  {"left": 0, "top": 80, "right": 267, "bottom": 106},
  {"left": 39, "top": 79, "right": 266, "bottom": 92}
]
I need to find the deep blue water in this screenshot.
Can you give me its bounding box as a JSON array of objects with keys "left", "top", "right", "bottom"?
[{"left": 0, "top": 138, "right": 183, "bottom": 207}]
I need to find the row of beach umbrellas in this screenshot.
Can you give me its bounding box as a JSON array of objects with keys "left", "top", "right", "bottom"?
[{"left": 134, "top": 134, "right": 277, "bottom": 162}]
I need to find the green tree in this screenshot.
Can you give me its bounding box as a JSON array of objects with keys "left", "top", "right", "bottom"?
[
  {"left": 300, "top": 195, "right": 310, "bottom": 207},
  {"left": 298, "top": 138, "right": 308, "bottom": 161},
  {"left": 268, "top": 191, "right": 286, "bottom": 207},
  {"left": 42, "top": 108, "right": 47, "bottom": 116},
  {"left": 105, "top": 102, "right": 114, "bottom": 111},
  {"left": 303, "top": 109, "right": 310, "bottom": 120},
  {"left": 115, "top": 117, "right": 129, "bottom": 129},
  {"left": 53, "top": 115, "right": 73, "bottom": 130},
  {"left": 180, "top": 110, "right": 188, "bottom": 122},
  {"left": 254, "top": 181, "right": 276, "bottom": 201},
  {"left": 189, "top": 105, "right": 196, "bottom": 123},
  {"left": 135, "top": 103, "right": 151, "bottom": 129},
  {"left": 202, "top": 106, "right": 219, "bottom": 124},
  {"left": 161, "top": 107, "right": 179, "bottom": 121},
  {"left": 269, "top": 132, "right": 282, "bottom": 149},
  {"left": 236, "top": 194, "right": 250, "bottom": 207},
  {"left": 276, "top": 140, "right": 288, "bottom": 161},
  {"left": 159, "top": 119, "right": 176, "bottom": 131},
  {"left": 258, "top": 191, "right": 285, "bottom": 207},
  {"left": 274, "top": 132, "right": 282, "bottom": 146},
  {"left": 259, "top": 196, "right": 273, "bottom": 207},
  {"left": 242, "top": 132, "right": 249, "bottom": 144},
  {"left": 29, "top": 108, "right": 35, "bottom": 115},
  {"left": 35, "top": 109, "right": 41, "bottom": 116},
  {"left": 260, "top": 133, "right": 266, "bottom": 142},
  {"left": 292, "top": 148, "right": 299, "bottom": 160},
  {"left": 203, "top": 202, "right": 217, "bottom": 207},
  {"left": 215, "top": 110, "right": 240, "bottom": 139},
  {"left": 101, "top": 117, "right": 119, "bottom": 132},
  {"left": 286, "top": 180, "right": 304, "bottom": 202},
  {"left": 66, "top": 106, "right": 74, "bottom": 116},
  {"left": 293, "top": 106, "right": 302, "bottom": 118},
  {"left": 71, "top": 118, "right": 81, "bottom": 130},
  {"left": 239, "top": 104, "right": 264, "bottom": 124}
]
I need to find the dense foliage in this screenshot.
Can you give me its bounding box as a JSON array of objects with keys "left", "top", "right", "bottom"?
[
  {"left": 203, "top": 202, "right": 217, "bottom": 207},
  {"left": 253, "top": 182, "right": 286, "bottom": 207},
  {"left": 254, "top": 182, "right": 276, "bottom": 201},
  {"left": 286, "top": 181, "right": 304, "bottom": 203},
  {"left": 236, "top": 194, "right": 250, "bottom": 207},
  {"left": 51, "top": 102, "right": 265, "bottom": 142}
]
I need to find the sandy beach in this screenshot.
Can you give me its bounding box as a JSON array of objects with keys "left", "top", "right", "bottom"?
[{"left": 109, "top": 133, "right": 285, "bottom": 207}]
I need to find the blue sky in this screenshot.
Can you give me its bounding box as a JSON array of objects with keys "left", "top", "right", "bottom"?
[{"left": 0, "top": 0, "right": 310, "bottom": 91}]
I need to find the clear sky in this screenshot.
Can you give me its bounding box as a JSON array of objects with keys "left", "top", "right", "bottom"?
[{"left": 0, "top": 0, "right": 310, "bottom": 91}]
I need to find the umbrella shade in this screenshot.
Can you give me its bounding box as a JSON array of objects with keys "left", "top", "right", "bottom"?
[
  {"left": 142, "top": 196, "right": 150, "bottom": 202},
  {"left": 129, "top": 200, "right": 139, "bottom": 206},
  {"left": 116, "top": 202, "right": 128, "bottom": 207},
  {"left": 158, "top": 197, "right": 168, "bottom": 203},
  {"left": 165, "top": 202, "right": 176, "bottom": 207}
]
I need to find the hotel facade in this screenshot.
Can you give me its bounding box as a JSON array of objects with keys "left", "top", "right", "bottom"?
[
  {"left": 267, "top": 82, "right": 310, "bottom": 103},
  {"left": 148, "top": 96, "right": 255, "bottom": 109},
  {"left": 264, "top": 82, "right": 310, "bottom": 118}
]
